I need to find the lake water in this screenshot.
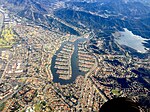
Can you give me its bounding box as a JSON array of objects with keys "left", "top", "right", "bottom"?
[
  {"left": 51, "top": 38, "right": 87, "bottom": 85},
  {"left": 114, "top": 28, "right": 149, "bottom": 53}
]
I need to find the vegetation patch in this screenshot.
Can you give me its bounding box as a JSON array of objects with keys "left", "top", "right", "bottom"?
[
  {"left": 112, "top": 89, "right": 120, "bottom": 96},
  {"left": 0, "top": 26, "right": 16, "bottom": 48},
  {"left": 0, "top": 102, "right": 6, "bottom": 111}
]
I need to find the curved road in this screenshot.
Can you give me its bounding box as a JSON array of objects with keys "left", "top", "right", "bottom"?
[{"left": 78, "top": 34, "right": 99, "bottom": 108}]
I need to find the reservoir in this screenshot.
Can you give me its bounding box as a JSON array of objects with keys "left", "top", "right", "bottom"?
[
  {"left": 114, "top": 28, "right": 149, "bottom": 53},
  {"left": 51, "top": 38, "right": 87, "bottom": 85}
]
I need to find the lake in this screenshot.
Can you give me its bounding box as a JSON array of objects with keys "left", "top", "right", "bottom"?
[{"left": 51, "top": 38, "right": 87, "bottom": 85}]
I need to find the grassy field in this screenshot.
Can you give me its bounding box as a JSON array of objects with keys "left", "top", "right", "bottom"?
[
  {"left": 0, "top": 26, "right": 16, "bottom": 48},
  {"left": 111, "top": 89, "right": 121, "bottom": 96}
]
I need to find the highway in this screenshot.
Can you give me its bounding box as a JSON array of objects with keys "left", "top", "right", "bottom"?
[{"left": 0, "top": 10, "right": 4, "bottom": 34}]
